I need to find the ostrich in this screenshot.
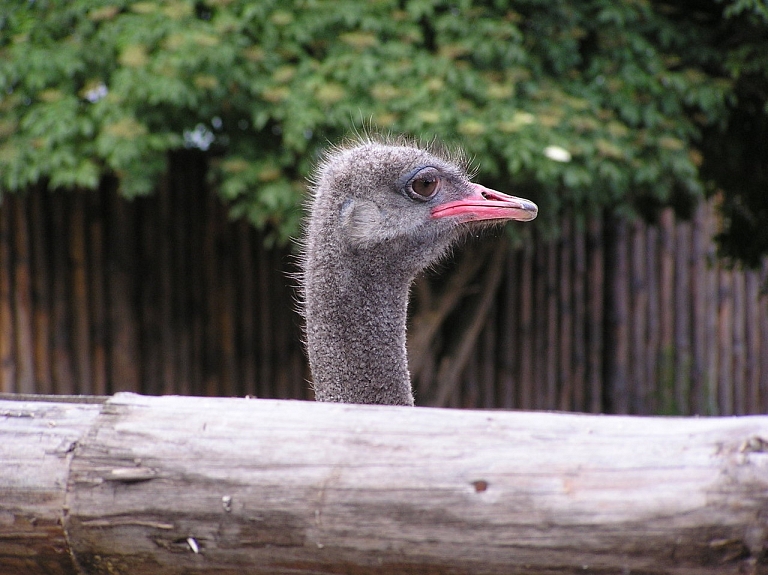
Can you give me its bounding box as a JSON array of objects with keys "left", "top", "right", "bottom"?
[{"left": 300, "top": 136, "right": 537, "bottom": 406}]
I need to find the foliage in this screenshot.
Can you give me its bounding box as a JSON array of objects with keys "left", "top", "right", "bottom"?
[
  {"left": 0, "top": 0, "right": 765, "bottom": 255},
  {"left": 694, "top": 0, "right": 768, "bottom": 267}
]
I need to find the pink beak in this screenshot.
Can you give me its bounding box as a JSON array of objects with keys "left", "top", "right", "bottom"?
[{"left": 430, "top": 183, "right": 538, "bottom": 223}]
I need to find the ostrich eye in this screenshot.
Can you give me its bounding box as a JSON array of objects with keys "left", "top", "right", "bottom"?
[{"left": 408, "top": 175, "right": 441, "bottom": 200}]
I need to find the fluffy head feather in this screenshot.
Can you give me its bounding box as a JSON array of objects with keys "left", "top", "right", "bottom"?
[{"left": 299, "top": 134, "right": 536, "bottom": 405}]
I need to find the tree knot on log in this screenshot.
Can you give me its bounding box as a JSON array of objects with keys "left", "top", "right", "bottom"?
[
  {"left": 102, "top": 467, "right": 159, "bottom": 483},
  {"left": 0, "top": 408, "right": 35, "bottom": 418},
  {"left": 740, "top": 436, "right": 768, "bottom": 454}
]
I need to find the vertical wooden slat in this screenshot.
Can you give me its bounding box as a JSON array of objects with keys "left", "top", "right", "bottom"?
[
  {"left": 203, "top": 176, "right": 220, "bottom": 397},
  {"left": 286, "top": 252, "right": 306, "bottom": 401},
  {"left": 586, "top": 216, "right": 604, "bottom": 413},
  {"left": 760, "top": 260, "right": 768, "bottom": 412},
  {"left": 88, "top": 187, "right": 108, "bottom": 395},
  {"left": 481, "top": 305, "right": 496, "bottom": 408},
  {"left": 571, "top": 221, "right": 586, "bottom": 413},
  {"left": 605, "top": 214, "right": 629, "bottom": 414},
  {"left": 185, "top": 155, "right": 203, "bottom": 396},
  {"left": 256, "top": 240, "right": 274, "bottom": 398},
  {"left": 238, "top": 220, "right": 257, "bottom": 397},
  {"left": 12, "top": 195, "right": 35, "bottom": 393},
  {"left": 172, "top": 155, "right": 189, "bottom": 395},
  {"left": 557, "top": 217, "right": 573, "bottom": 411},
  {"left": 718, "top": 269, "right": 734, "bottom": 415},
  {"left": 0, "top": 199, "right": 16, "bottom": 392},
  {"left": 674, "top": 221, "right": 691, "bottom": 414},
  {"left": 519, "top": 243, "right": 534, "bottom": 410},
  {"left": 29, "top": 189, "right": 53, "bottom": 394},
  {"left": 644, "top": 225, "right": 659, "bottom": 415},
  {"left": 705, "top": 203, "right": 720, "bottom": 415},
  {"left": 732, "top": 271, "right": 746, "bottom": 415},
  {"left": 658, "top": 208, "right": 675, "bottom": 413},
  {"left": 70, "top": 191, "right": 92, "bottom": 394},
  {"left": 545, "top": 240, "right": 558, "bottom": 410},
  {"left": 157, "top": 169, "right": 176, "bottom": 395},
  {"left": 138, "top": 192, "right": 161, "bottom": 396},
  {"left": 107, "top": 183, "right": 140, "bottom": 392},
  {"left": 174, "top": 160, "right": 188, "bottom": 396},
  {"left": 533, "top": 237, "right": 547, "bottom": 409},
  {"left": 191, "top": 177, "right": 208, "bottom": 397},
  {"left": 275, "top": 248, "right": 292, "bottom": 399},
  {"left": 630, "top": 221, "right": 647, "bottom": 414},
  {"left": 463, "top": 344, "right": 478, "bottom": 409},
  {"left": 744, "top": 271, "right": 760, "bottom": 414},
  {"left": 51, "top": 193, "right": 76, "bottom": 394},
  {"left": 499, "top": 249, "right": 518, "bottom": 409},
  {"left": 690, "top": 203, "right": 708, "bottom": 414},
  {"left": 218, "top": 202, "right": 239, "bottom": 397}
]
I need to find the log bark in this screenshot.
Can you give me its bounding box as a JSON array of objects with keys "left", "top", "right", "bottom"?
[{"left": 1, "top": 393, "right": 768, "bottom": 575}]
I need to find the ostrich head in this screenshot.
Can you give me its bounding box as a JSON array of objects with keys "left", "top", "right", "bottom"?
[{"left": 301, "top": 136, "right": 537, "bottom": 405}]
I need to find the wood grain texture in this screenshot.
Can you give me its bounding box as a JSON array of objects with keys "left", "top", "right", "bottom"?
[
  {"left": 2, "top": 394, "right": 768, "bottom": 574},
  {"left": 60, "top": 394, "right": 768, "bottom": 574},
  {"left": 0, "top": 395, "right": 102, "bottom": 574}
]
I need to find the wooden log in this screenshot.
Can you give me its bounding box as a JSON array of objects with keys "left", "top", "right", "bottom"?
[
  {"left": 2, "top": 393, "right": 768, "bottom": 575},
  {"left": 0, "top": 393, "right": 104, "bottom": 574}
]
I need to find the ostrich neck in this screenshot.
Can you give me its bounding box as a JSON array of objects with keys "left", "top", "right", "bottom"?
[{"left": 305, "top": 250, "right": 415, "bottom": 405}]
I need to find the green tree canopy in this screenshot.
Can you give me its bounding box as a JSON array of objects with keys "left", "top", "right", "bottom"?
[{"left": 1, "top": 0, "right": 766, "bottom": 258}]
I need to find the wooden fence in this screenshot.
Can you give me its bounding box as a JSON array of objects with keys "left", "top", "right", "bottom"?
[
  {"left": 422, "top": 206, "right": 768, "bottom": 415},
  {"left": 1, "top": 152, "right": 766, "bottom": 414},
  {"left": 0, "top": 152, "right": 309, "bottom": 401}
]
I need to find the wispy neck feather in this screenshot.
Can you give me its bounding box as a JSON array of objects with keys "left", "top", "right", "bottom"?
[{"left": 304, "top": 247, "right": 415, "bottom": 405}]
